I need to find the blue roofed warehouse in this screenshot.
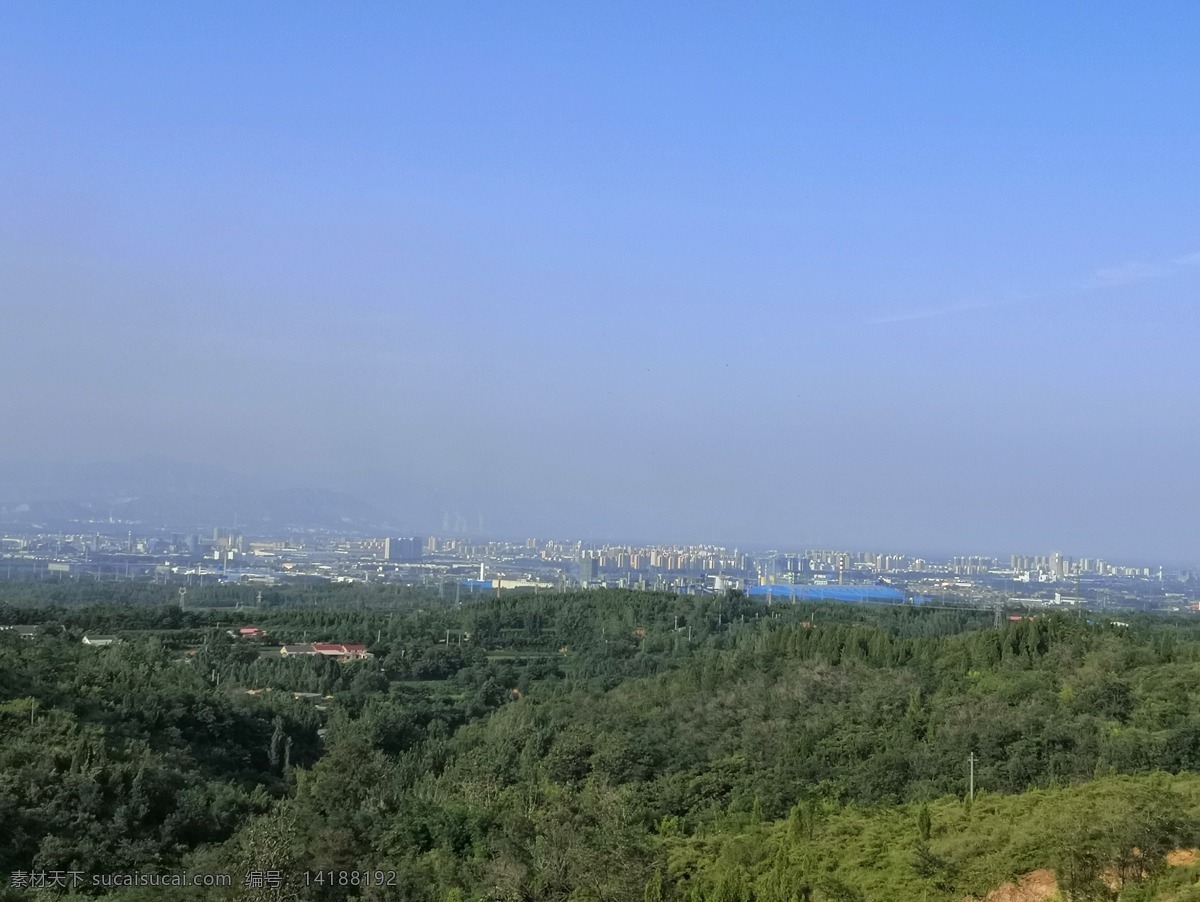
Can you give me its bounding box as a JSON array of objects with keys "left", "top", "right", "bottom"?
[{"left": 746, "top": 585, "right": 906, "bottom": 604}]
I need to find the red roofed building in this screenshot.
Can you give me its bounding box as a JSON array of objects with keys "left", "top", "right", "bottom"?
[{"left": 311, "top": 643, "right": 372, "bottom": 661}]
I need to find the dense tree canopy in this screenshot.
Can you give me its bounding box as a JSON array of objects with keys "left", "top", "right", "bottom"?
[{"left": 3, "top": 582, "right": 1200, "bottom": 900}]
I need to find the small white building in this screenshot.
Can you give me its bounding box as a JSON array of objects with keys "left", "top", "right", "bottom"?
[{"left": 0, "top": 625, "right": 41, "bottom": 639}]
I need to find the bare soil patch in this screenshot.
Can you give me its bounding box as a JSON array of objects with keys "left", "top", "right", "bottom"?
[{"left": 964, "top": 869, "right": 1058, "bottom": 902}]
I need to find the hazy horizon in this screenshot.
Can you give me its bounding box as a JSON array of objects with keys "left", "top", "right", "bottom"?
[
  {"left": 0, "top": 452, "right": 1190, "bottom": 570},
  {"left": 3, "top": 4, "right": 1198, "bottom": 563}
]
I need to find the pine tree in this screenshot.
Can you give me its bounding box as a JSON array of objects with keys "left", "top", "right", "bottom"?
[
  {"left": 268, "top": 717, "right": 285, "bottom": 770},
  {"left": 917, "top": 803, "right": 932, "bottom": 842}
]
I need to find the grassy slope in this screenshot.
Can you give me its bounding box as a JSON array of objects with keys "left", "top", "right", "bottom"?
[{"left": 664, "top": 775, "right": 1200, "bottom": 901}]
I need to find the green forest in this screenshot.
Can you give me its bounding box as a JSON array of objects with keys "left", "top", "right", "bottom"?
[{"left": 3, "top": 582, "right": 1200, "bottom": 900}]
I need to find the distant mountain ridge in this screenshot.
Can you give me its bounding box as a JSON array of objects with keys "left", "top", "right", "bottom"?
[{"left": 0, "top": 457, "right": 396, "bottom": 534}]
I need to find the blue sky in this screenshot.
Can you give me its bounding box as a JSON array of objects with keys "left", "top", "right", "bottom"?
[{"left": 1, "top": 3, "right": 1198, "bottom": 560}]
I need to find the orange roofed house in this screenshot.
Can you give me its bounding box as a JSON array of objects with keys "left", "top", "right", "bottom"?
[
  {"left": 312, "top": 643, "right": 372, "bottom": 662},
  {"left": 279, "top": 643, "right": 372, "bottom": 661}
]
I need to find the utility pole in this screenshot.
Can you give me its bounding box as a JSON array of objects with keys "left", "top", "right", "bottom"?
[{"left": 969, "top": 752, "right": 975, "bottom": 802}]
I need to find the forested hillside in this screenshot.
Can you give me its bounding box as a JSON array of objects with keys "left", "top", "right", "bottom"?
[{"left": 3, "top": 584, "right": 1200, "bottom": 900}]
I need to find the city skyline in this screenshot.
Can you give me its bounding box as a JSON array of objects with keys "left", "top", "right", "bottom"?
[
  {"left": 4, "top": 521, "right": 1195, "bottom": 630},
  {"left": 0, "top": 490, "right": 1192, "bottom": 573},
  {"left": 0, "top": 450, "right": 1196, "bottom": 567}
]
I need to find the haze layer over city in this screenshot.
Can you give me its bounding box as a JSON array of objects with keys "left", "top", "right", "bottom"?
[{"left": 2, "top": 4, "right": 1198, "bottom": 564}]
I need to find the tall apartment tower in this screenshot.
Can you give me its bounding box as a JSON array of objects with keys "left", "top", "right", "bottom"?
[
  {"left": 384, "top": 537, "right": 423, "bottom": 562},
  {"left": 1051, "top": 552, "right": 1065, "bottom": 579},
  {"left": 578, "top": 556, "right": 599, "bottom": 584}
]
